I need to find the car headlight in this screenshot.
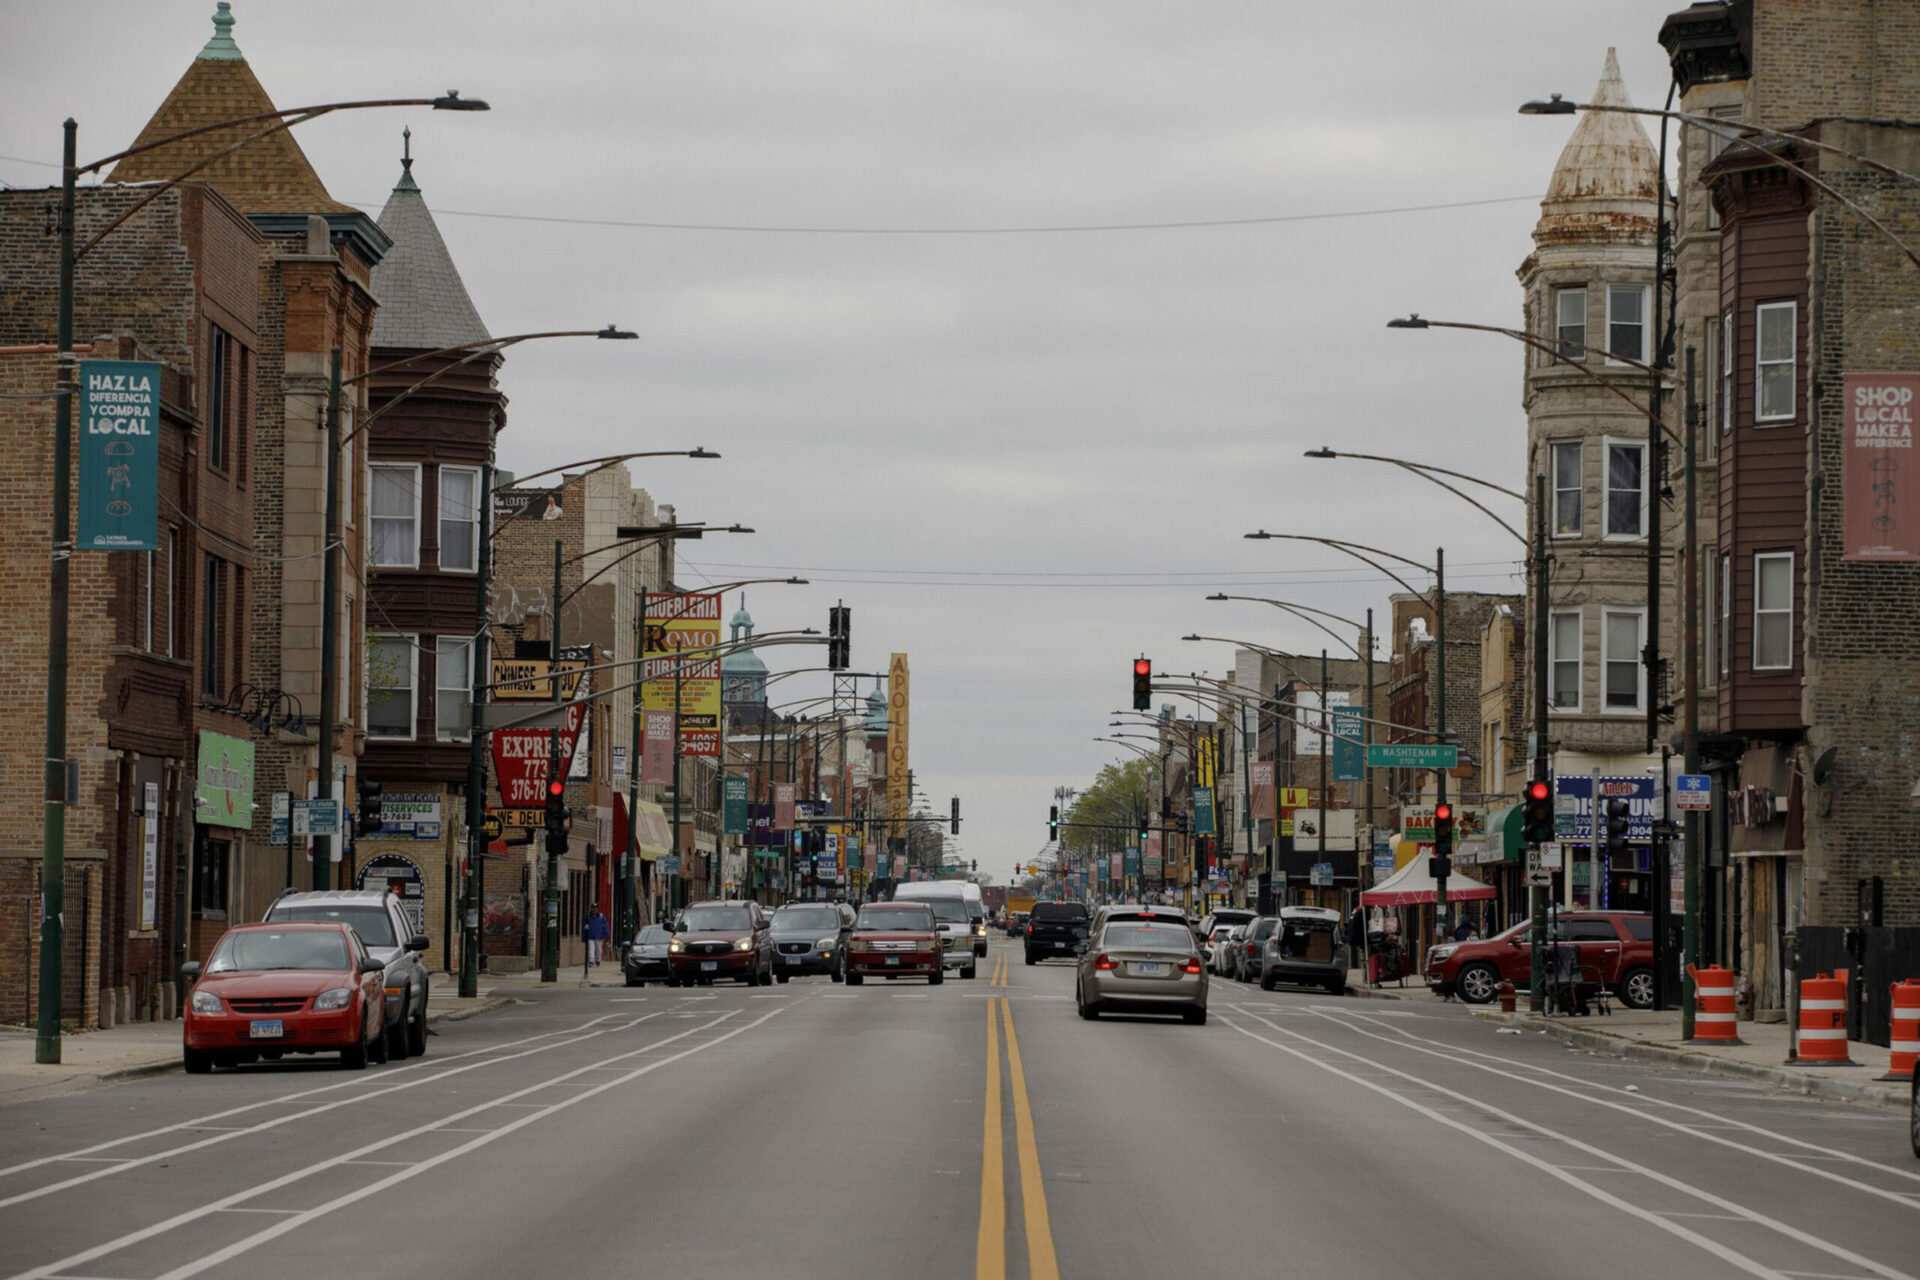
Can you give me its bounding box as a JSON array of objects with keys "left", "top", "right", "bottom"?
[
  {"left": 1428, "top": 945, "right": 1457, "bottom": 962},
  {"left": 733, "top": 936, "right": 754, "bottom": 952},
  {"left": 190, "top": 989, "right": 223, "bottom": 1015},
  {"left": 314, "top": 987, "right": 352, "bottom": 1011},
  {"left": 973, "top": 923, "right": 986, "bottom": 936},
  {"left": 817, "top": 936, "right": 839, "bottom": 949},
  {"left": 669, "top": 939, "right": 685, "bottom": 953}
]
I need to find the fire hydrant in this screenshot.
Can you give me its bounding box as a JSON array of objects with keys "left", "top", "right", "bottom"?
[{"left": 1496, "top": 978, "right": 1518, "bottom": 1014}]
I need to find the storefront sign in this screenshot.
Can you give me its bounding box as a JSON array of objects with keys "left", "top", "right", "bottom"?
[
  {"left": 357, "top": 853, "right": 426, "bottom": 939},
  {"left": 1843, "top": 371, "right": 1920, "bottom": 562},
  {"left": 1553, "top": 775, "right": 1657, "bottom": 843},
  {"left": 376, "top": 791, "right": 442, "bottom": 840},
  {"left": 140, "top": 781, "right": 159, "bottom": 931},
  {"left": 1402, "top": 804, "right": 1485, "bottom": 843},
  {"left": 1278, "top": 787, "right": 1311, "bottom": 810},
  {"left": 489, "top": 657, "right": 586, "bottom": 701},
  {"left": 77, "top": 359, "right": 161, "bottom": 551},
  {"left": 642, "top": 592, "right": 723, "bottom": 756},
  {"left": 492, "top": 708, "right": 586, "bottom": 810},
  {"left": 194, "top": 731, "right": 254, "bottom": 830}
]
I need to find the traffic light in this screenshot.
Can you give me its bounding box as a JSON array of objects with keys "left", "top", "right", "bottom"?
[
  {"left": 1524, "top": 778, "right": 1555, "bottom": 845},
  {"left": 950, "top": 796, "right": 961, "bottom": 836},
  {"left": 1430, "top": 801, "right": 1453, "bottom": 882},
  {"left": 544, "top": 778, "right": 569, "bottom": 856},
  {"left": 355, "top": 776, "right": 383, "bottom": 837},
  {"left": 1603, "top": 797, "right": 1632, "bottom": 859},
  {"left": 1048, "top": 805, "right": 1059, "bottom": 843},
  {"left": 1132, "top": 657, "right": 1152, "bottom": 711},
  {"left": 1137, "top": 813, "right": 1149, "bottom": 840},
  {"left": 827, "top": 604, "right": 851, "bottom": 670}
]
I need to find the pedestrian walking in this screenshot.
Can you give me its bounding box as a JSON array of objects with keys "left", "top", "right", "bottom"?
[{"left": 585, "top": 908, "right": 609, "bottom": 966}]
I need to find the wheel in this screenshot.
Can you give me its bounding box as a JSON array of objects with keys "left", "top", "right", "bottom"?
[
  {"left": 1260, "top": 971, "right": 1276, "bottom": 992},
  {"left": 1078, "top": 990, "right": 1099, "bottom": 1021},
  {"left": 930, "top": 969, "right": 944, "bottom": 986},
  {"left": 1024, "top": 951, "right": 1037, "bottom": 966},
  {"left": 1455, "top": 964, "right": 1500, "bottom": 1005},
  {"left": 830, "top": 960, "right": 844, "bottom": 984},
  {"left": 408, "top": 999, "right": 428, "bottom": 1058},
  {"left": 1326, "top": 980, "right": 1347, "bottom": 997},
  {"left": 386, "top": 996, "right": 409, "bottom": 1061},
  {"left": 1617, "top": 967, "right": 1656, "bottom": 1011},
  {"left": 624, "top": 974, "right": 641, "bottom": 988},
  {"left": 846, "top": 972, "right": 863, "bottom": 986},
  {"left": 183, "top": 1047, "right": 213, "bottom": 1075},
  {"left": 776, "top": 971, "right": 790, "bottom": 983},
  {"left": 1182, "top": 1007, "right": 1208, "bottom": 1026},
  {"left": 762, "top": 962, "right": 775, "bottom": 987},
  {"left": 666, "top": 975, "right": 681, "bottom": 988},
  {"left": 962, "top": 962, "right": 977, "bottom": 980},
  {"left": 342, "top": 1028, "right": 370, "bottom": 1071}
]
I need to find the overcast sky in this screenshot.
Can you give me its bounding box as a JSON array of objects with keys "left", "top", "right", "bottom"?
[{"left": 1, "top": 1, "right": 1683, "bottom": 885}]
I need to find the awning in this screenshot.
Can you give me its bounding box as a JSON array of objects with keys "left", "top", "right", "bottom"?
[
  {"left": 629, "top": 798, "right": 672, "bottom": 860},
  {"left": 1457, "top": 804, "right": 1524, "bottom": 865},
  {"left": 1362, "top": 850, "right": 1497, "bottom": 906}
]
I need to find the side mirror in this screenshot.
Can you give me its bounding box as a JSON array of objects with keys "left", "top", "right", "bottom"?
[
  {"left": 406, "top": 935, "right": 430, "bottom": 953},
  {"left": 181, "top": 960, "right": 202, "bottom": 981},
  {"left": 359, "top": 957, "right": 385, "bottom": 975}
]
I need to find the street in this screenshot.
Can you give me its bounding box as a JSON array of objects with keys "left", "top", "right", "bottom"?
[{"left": 3, "top": 938, "right": 1914, "bottom": 1280}]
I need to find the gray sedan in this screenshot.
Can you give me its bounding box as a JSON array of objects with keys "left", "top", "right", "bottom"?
[{"left": 1075, "top": 920, "right": 1207, "bottom": 1025}]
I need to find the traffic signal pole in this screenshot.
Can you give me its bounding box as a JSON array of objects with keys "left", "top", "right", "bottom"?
[
  {"left": 1531, "top": 473, "right": 1551, "bottom": 1007},
  {"left": 1682, "top": 348, "right": 1702, "bottom": 1038},
  {"left": 1433, "top": 547, "right": 1449, "bottom": 936},
  {"left": 541, "top": 538, "right": 562, "bottom": 983},
  {"left": 460, "top": 461, "right": 493, "bottom": 998},
  {"left": 314, "top": 347, "right": 344, "bottom": 893}
]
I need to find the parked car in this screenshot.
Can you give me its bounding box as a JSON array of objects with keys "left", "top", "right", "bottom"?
[
  {"left": 769, "top": 903, "right": 849, "bottom": 982},
  {"left": 263, "top": 888, "right": 429, "bottom": 1060},
  {"left": 1424, "top": 912, "right": 1652, "bottom": 1007},
  {"left": 1214, "top": 925, "right": 1248, "bottom": 976},
  {"left": 623, "top": 925, "right": 673, "bottom": 986},
  {"left": 1233, "top": 916, "right": 1281, "bottom": 983},
  {"left": 669, "top": 900, "right": 774, "bottom": 986},
  {"left": 1202, "top": 925, "right": 1237, "bottom": 972},
  {"left": 1025, "top": 901, "right": 1091, "bottom": 964},
  {"left": 845, "top": 901, "right": 943, "bottom": 984},
  {"left": 1260, "top": 906, "right": 1349, "bottom": 994},
  {"left": 181, "top": 922, "right": 387, "bottom": 1072},
  {"left": 1197, "top": 908, "right": 1256, "bottom": 942},
  {"left": 1075, "top": 918, "right": 1207, "bottom": 1024}
]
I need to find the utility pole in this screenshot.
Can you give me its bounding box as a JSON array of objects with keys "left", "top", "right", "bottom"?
[
  {"left": 671, "top": 649, "right": 683, "bottom": 908},
  {"left": 1531, "top": 473, "right": 1551, "bottom": 1006},
  {"left": 1363, "top": 608, "right": 1374, "bottom": 888},
  {"left": 540, "top": 539, "right": 562, "bottom": 982},
  {"left": 314, "top": 346, "right": 344, "bottom": 893},
  {"left": 1433, "top": 546, "right": 1449, "bottom": 936},
  {"left": 459, "top": 459, "right": 494, "bottom": 998},
  {"left": 625, "top": 586, "right": 648, "bottom": 936},
  {"left": 1319, "top": 648, "right": 1329, "bottom": 904},
  {"left": 1682, "top": 348, "right": 1702, "bottom": 1036}
]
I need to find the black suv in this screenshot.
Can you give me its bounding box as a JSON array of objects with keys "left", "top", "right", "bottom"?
[
  {"left": 264, "top": 889, "right": 430, "bottom": 1060},
  {"left": 1024, "top": 901, "right": 1090, "bottom": 965}
]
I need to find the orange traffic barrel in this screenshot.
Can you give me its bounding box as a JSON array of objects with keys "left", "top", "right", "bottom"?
[
  {"left": 1881, "top": 979, "right": 1920, "bottom": 1082},
  {"left": 1793, "top": 971, "right": 1855, "bottom": 1066},
  {"left": 1687, "top": 964, "right": 1741, "bottom": 1044}
]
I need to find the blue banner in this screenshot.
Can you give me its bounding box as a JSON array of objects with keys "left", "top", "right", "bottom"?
[
  {"left": 1554, "top": 775, "right": 1658, "bottom": 843},
  {"left": 1331, "top": 709, "right": 1365, "bottom": 782},
  {"left": 1192, "top": 786, "right": 1216, "bottom": 836},
  {"left": 77, "top": 360, "right": 161, "bottom": 551}
]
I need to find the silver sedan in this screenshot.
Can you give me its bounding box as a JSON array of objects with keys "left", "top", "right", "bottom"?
[{"left": 1075, "top": 920, "right": 1208, "bottom": 1025}]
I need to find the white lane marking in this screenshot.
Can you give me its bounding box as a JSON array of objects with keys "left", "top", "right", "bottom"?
[
  {"left": 821, "top": 994, "right": 858, "bottom": 1000},
  {"left": 1228, "top": 1011, "right": 1914, "bottom": 1280},
  {"left": 52, "top": 1158, "right": 133, "bottom": 1165},
  {"left": 214, "top": 1207, "right": 301, "bottom": 1216},
  {"left": 340, "top": 1160, "right": 411, "bottom": 1167},
  {"left": 9, "top": 1011, "right": 759, "bottom": 1280},
  {"left": 0, "top": 1013, "right": 662, "bottom": 1212},
  {"left": 0, "top": 1014, "right": 623, "bottom": 1182},
  {"left": 609, "top": 998, "right": 649, "bottom": 1004},
  {"left": 1299, "top": 1005, "right": 1920, "bottom": 1204},
  {"left": 892, "top": 994, "right": 928, "bottom": 1000},
  {"left": 750, "top": 994, "right": 781, "bottom": 1000}
]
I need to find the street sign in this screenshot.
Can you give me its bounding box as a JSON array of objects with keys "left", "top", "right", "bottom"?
[
  {"left": 1310, "top": 862, "right": 1333, "bottom": 887},
  {"left": 1365, "top": 743, "right": 1460, "bottom": 770},
  {"left": 479, "top": 813, "right": 505, "bottom": 841},
  {"left": 291, "top": 798, "right": 340, "bottom": 838},
  {"left": 1674, "top": 774, "right": 1712, "bottom": 812},
  {"left": 1525, "top": 848, "right": 1552, "bottom": 886}
]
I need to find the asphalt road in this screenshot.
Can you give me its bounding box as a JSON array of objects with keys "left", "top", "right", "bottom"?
[{"left": 2, "top": 938, "right": 1915, "bottom": 1280}]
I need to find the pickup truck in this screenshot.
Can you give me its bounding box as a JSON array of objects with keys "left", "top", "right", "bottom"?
[{"left": 1024, "top": 901, "right": 1090, "bottom": 965}]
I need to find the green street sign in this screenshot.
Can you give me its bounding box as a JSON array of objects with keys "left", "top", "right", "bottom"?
[{"left": 1365, "top": 742, "right": 1459, "bottom": 770}]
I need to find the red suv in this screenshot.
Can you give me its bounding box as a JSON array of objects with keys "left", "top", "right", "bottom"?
[{"left": 1424, "top": 912, "right": 1656, "bottom": 1009}]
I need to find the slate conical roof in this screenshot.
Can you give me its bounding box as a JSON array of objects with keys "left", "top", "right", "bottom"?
[
  {"left": 1534, "top": 48, "right": 1664, "bottom": 245},
  {"left": 370, "top": 133, "right": 490, "bottom": 349},
  {"left": 109, "top": 4, "right": 355, "bottom": 215}
]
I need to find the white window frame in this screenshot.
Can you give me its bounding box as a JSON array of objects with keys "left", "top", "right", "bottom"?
[
  {"left": 142, "top": 548, "right": 154, "bottom": 651},
  {"left": 1554, "top": 286, "right": 1587, "bottom": 361},
  {"left": 1720, "top": 309, "right": 1734, "bottom": 436},
  {"left": 1701, "top": 550, "right": 1717, "bottom": 687},
  {"left": 1605, "top": 284, "right": 1650, "bottom": 365},
  {"left": 1601, "top": 437, "right": 1648, "bottom": 540},
  {"left": 1755, "top": 301, "right": 1796, "bottom": 424},
  {"left": 1752, "top": 552, "right": 1794, "bottom": 671},
  {"left": 1703, "top": 317, "right": 1720, "bottom": 462},
  {"left": 1549, "top": 608, "right": 1583, "bottom": 713},
  {"left": 1601, "top": 608, "right": 1647, "bottom": 714},
  {"left": 164, "top": 527, "right": 177, "bottom": 659},
  {"left": 1550, "top": 440, "right": 1584, "bottom": 539},
  {"left": 437, "top": 465, "right": 481, "bottom": 575},
  {"left": 367, "top": 632, "right": 417, "bottom": 740},
  {"left": 369, "top": 462, "right": 421, "bottom": 569},
  {"left": 1719, "top": 551, "right": 1731, "bottom": 678},
  {"left": 435, "top": 635, "right": 473, "bottom": 741}
]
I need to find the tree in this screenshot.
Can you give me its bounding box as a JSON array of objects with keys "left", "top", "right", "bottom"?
[{"left": 1061, "top": 758, "right": 1152, "bottom": 860}]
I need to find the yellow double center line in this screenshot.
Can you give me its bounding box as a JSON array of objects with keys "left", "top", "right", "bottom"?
[{"left": 976, "top": 990, "right": 1059, "bottom": 1280}]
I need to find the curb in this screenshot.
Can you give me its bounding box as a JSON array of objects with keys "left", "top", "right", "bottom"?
[{"left": 1470, "top": 1008, "right": 1908, "bottom": 1112}]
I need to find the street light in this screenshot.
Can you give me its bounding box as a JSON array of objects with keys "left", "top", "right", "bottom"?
[{"left": 35, "top": 87, "right": 487, "bottom": 1063}]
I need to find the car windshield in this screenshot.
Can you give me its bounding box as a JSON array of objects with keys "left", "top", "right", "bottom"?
[
  {"left": 1033, "top": 903, "right": 1088, "bottom": 922},
  {"left": 1210, "top": 927, "right": 1236, "bottom": 940},
  {"left": 633, "top": 926, "right": 671, "bottom": 946},
  {"left": 857, "top": 906, "right": 933, "bottom": 931},
  {"left": 773, "top": 907, "right": 842, "bottom": 932},
  {"left": 682, "top": 906, "right": 754, "bottom": 932},
  {"left": 270, "top": 904, "right": 395, "bottom": 947},
  {"left": 208, "top": 929, "right": 349, "bottom": 973},
  {"left": 1102, "top": 923, "right": 1194, "bottom": 952},
  {"left": 926, "top": 900, "right": 970, "bottom": 924}
]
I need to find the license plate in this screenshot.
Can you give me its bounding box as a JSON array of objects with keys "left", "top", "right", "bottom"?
[
  {"left": 248, "top": 1019, "right": 284, "bottom": 1039},
  {"left": 785, "top": 955, "right": 803, "bottom": 965},
  {"left": 1132, "top": 962, "right": 1167, "bottom": 976},
  {"left": 886, "top": 956, "right": 900, "bottom": 966},
  {"left": 700, "top": 961, "right": 718, "bottom": 972}
]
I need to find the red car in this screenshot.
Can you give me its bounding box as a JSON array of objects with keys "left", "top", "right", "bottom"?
[
  {"left": 1424, "top": 911, "right": 1656, "bottom": 1009},
  {"left": 845, "top": 902, "right": 943, "bottom": 985},
  {"left": 181, "top": 922, "right": 389, "bottom": 1072},
  {"left": 668, "top": 900, "right": 774, "bottom": 986}
]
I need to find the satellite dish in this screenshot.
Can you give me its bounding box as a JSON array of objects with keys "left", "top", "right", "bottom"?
[{"left": 1812, "top": 746, "right": 1838, "bottom": 787}]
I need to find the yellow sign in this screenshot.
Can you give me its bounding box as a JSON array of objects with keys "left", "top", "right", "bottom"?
[
  {"left": 491, "top": 806, "right": 545, "bottom": 829},
  {"left": 1280, "top": 818, "right": 1294, "bottom": 837},
  {"left": 642, "top": 593, "right": 723, "bottom": 756},
  {"left": 1195, "top": 735, "right": 1217, "bottom": 789},
  {"left": 887, "top": 652, "right": 910, "bottom": 842},
  {"left": 1279, "top": 787, "right": 1311, "bottom": 809},
  {"left": 491, "top": 658, "right": 585, "bottom": 702}
]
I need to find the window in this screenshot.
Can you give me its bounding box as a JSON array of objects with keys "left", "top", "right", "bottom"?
[
  {"left": 201, "top": 554, "right": 225, "bottom": 698},
  {"left": 1720, "top": 310, "right": 1733, "bottom": 435},
  {"left": 228, "top": 566, "right": 245, "bottom": 695},
  {"left": 164, "top": 527, "right": 177, "bottom": 659},
  {"left": 341, "top": 597, "right": 355, "bottom": 721},
  {"left": 1719, "top": 551, "right": 1731, "bottom": 677},
  {"left": 192, "top": 833, "right": 229, "bottom": 919},
  {"left": 1702, "top": 551, "right": 1717, "bottom": 685},
  {"left": 1703, "top": 317, "right": 1719, "bottom": 462},
  {"left": 1753, "top": 552, "right": 1793, "bottom": 670},
  {"left": 142, "top": 549, "right": 154, "bottom": 651},
  {"left": 370, "top": 464, "right": 420, "bottom": 568},
  {"left": 207, "top": 326, "right": 230, "bottom": 473},
  {"left": 367, "top": 635, "right": 416, "bottom": 739},
  {"left": 338, "top": 415, "right": 352, "bottom": 527},
  {"left": 1704, "top": 105, "right": 1743, "bottom": 229},
  {"left": 1551, "top": 441, "right": 1583, "bottom": 536},
  {"left": 1604, "top": 441, "right": 1646, "bottom": 538},
  {"left": 1606, "top": 285, "right": 1648, "bottom": 364},
  {"left": 435, "top": 636, "right": 473, "bottom": 740},
  {"left": 1554, "top": 287, "right": 1586, "bottom": 360},
  {"left": 438, "top": 466, "right": 480, "bottom": 573},
  {"left": 1756, "top": 301, "right": 1796, "bottom": 422},
  {"left": 1602, "top": 609, "right": 1645, "bottom": 712},
  {"left": 1549, "top": 610, "right": 1581, "bottom": 710}
]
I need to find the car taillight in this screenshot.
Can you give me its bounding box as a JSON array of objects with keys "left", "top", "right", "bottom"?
[
  {"left": 1183, "top": 957, "right": 1203, "bottom": 975},
  {"left": 1246, "top": 942, "right": 1257, "bottom": 957},
  {"left": 1093, "top": 953, "right": 1117, "bottom": 971}
]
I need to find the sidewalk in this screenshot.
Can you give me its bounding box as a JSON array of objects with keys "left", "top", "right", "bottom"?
[
  {"left": 0, "top": 970, "right": 516, "bottom": 1104},
  {"left": 1468, "top": 1004, "right": 1911, "bottom": 1111}
]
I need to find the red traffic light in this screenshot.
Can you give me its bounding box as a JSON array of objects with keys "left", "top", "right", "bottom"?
[
  {"left": 547, "top": 780, "right": 566, "bottom": 799},
  {"left": 1434, "top": 802, "right": 1453, "bottom": 822},
  {"left": 1527, "top": 780, "right": 1551, "bottom": 803},
  {"left": 1134, "top": 658, "right": 1151, "bottom": 676}
]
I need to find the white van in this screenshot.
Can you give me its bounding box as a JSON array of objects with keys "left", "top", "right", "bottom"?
[{"left": 891, "top": 881, "right": 983, "bottom": 977}]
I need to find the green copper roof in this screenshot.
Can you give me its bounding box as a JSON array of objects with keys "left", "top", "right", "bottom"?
[{"left": 199, "top": 2, "right": 242, "bottom": 61}]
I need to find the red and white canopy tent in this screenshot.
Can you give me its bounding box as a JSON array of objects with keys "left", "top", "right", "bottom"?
[{"left": 1361, "top": 853, "right": 1496, "bottom": 906}]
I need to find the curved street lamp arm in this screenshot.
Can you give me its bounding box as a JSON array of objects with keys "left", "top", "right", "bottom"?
[
  {"left": 1550, "top": 99, "right": 1920, "bottom": 189},
  {"left": 1209, "top": 600, "right": 1362, "bottom": 659},
  {"left": 1313, "top": 449, "right": 1525, "bottom": 502},
  {"left": 1391, "top": 462, "right": 1527, "bottom": 546},
  {"left": 1246, "top": 533, "right": 1431, "bottom": 601},
  {"left": 81, "top": 95, "right": 482, "bottom": 175}
]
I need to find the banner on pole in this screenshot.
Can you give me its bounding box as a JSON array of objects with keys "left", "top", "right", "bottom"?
[
  {"left": 77, "top": 360, "right": 161, "bottom": 551},
  {"left": 722, "top": 774, "right": 748, "bottom": 834},
  {"left": 641, "top": 710, "right": 674, "bottom": 784}
]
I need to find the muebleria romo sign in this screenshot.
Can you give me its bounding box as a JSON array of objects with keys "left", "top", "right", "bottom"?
[{"left": 77, "top": 360, "right": 162, "bottom": 551}]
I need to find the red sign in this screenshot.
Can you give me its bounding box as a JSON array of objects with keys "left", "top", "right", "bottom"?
[
  {"left": 492, "top": 706, "right": 585, "bottom": 809},
  {"left": 773, "top": 782, "right": 795, "bottom": 832},
  {"left": 641, "top": 710, "right": 674, "bottom": 785},
  {"left": 1844, "top": 372, "right": 1920, "bottom": 561}
]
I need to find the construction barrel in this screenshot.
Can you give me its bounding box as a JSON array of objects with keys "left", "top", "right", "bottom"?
[
  {"left": 1686, "top": 964, "right": 1741, "bottom": 1044},
  {"left": 1793, "top": 971, "right": 1854, "bottom": 1066}
]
